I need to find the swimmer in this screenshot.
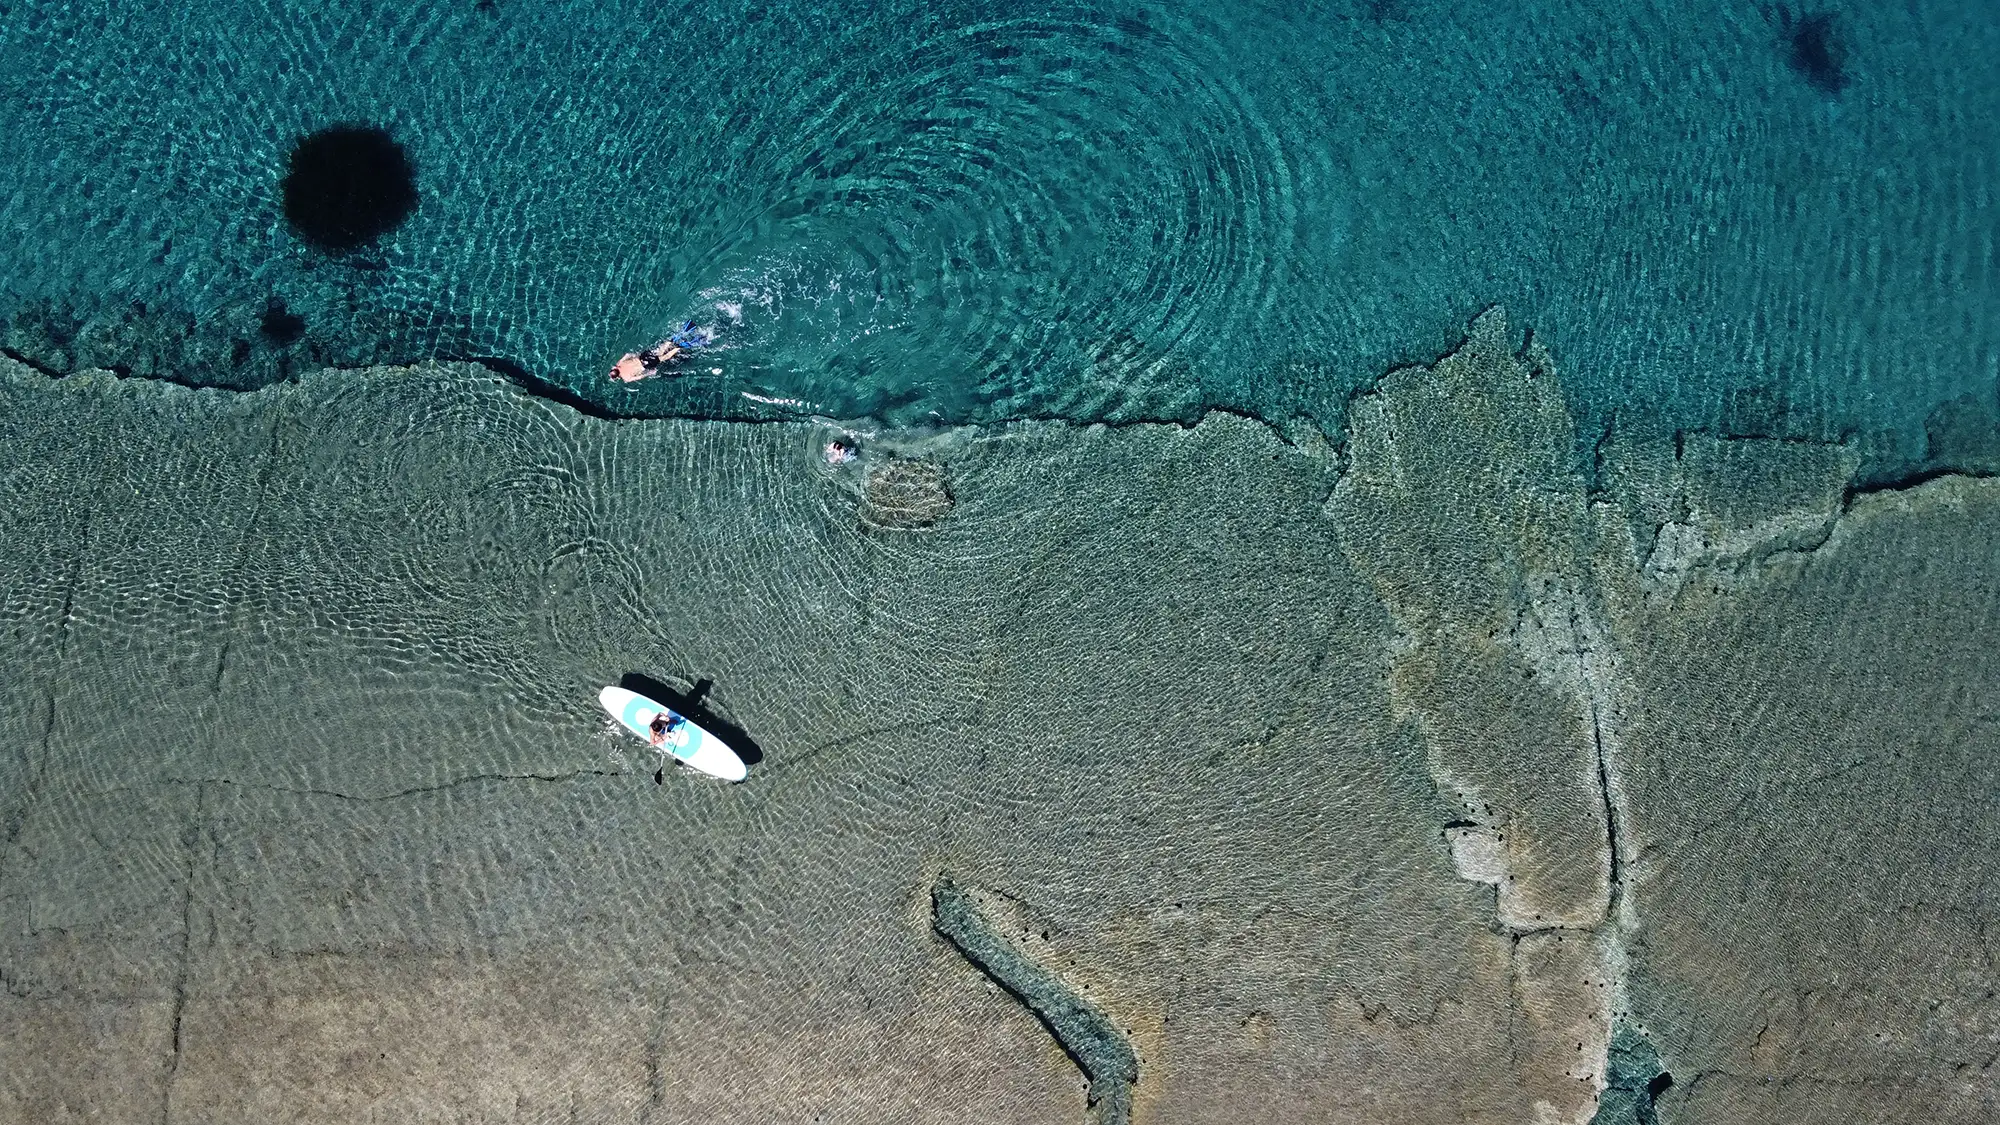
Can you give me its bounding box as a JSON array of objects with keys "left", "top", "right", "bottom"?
[
  {"left": 607, "top": 339, "right": 685, "bottom": 384},
  {"left": 608, "top": 351, "right": 647, "bottom": 382},
  {"left": 823, "top": 439, "right": 857, "bottom": 465}
]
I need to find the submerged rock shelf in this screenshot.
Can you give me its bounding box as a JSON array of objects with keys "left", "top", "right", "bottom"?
[{"left": 0, "top": 329, "right": 1992, "bottom": 1123}]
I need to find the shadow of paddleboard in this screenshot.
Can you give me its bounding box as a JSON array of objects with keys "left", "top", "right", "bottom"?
[{"left": 618, "top": 672, "right": 765, "bottom": 767}]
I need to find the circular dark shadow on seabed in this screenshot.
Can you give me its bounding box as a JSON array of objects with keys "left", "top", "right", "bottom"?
[{"left": 280, "top": 124, "right": 419, "bottom": 252}]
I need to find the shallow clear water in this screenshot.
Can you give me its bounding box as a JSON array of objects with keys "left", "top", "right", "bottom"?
[
  {"left": 3, "top": 6, "right": 1998, "bottom": 1115},
  {"left": 1, "top": 0, "right": 1995, "bottom": 454}
]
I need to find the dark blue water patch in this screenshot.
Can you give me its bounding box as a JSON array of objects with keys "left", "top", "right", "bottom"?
[
  {"left": 1774, "top": 6, "right": 1850, "bottom": 95},
  {"left": 258, "top": 299, "right": 307, "bottom": 347},
  {"left": 280, "top": 124, "right": 420, "bottom": 252},
  {"left": 0, "top": 0, "right": 1994, "bottom": 461}
]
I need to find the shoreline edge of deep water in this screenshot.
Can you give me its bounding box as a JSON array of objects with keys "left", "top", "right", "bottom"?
[{"left": 6, "top": 303, "right": 1995, "bottom": 494}]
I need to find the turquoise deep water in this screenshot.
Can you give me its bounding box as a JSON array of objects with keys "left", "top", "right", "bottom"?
[{"left": 1, "top": 0, "right": 1995, "bottom": 460}]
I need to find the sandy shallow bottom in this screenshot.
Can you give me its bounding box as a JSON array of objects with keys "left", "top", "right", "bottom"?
[{"left": 0, "top": 317, "right": 1993, "bottom": 1124}]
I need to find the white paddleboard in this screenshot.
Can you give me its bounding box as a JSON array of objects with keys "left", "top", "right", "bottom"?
[{"left": 599, "top": 686, "right": 748, "bottom": 782}]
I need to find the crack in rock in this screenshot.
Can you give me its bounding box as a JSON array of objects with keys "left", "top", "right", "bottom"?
[
  {"left": 931, "top": 874, "right": 1137, "bottom": 1125},
  {"left": 114, "top": 770, "right": 624, "bottom": 804},
  {"left": 160, "top": 782, "right": 205, "bottom": 1125}
]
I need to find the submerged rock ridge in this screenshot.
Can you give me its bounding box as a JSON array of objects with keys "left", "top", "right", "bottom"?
[
  {"left": 1600, "top": 432, "right": 1859, "bottom": 601},
  {"left": 1330, "top": 307, "right": 1999, "bottom": 1125},
  {"left": 932, "top": 875, "right": 1138, "bottom": 1125},
  {"left": 1328, "top": 307, "right": 1631, "bottom": 1124}
]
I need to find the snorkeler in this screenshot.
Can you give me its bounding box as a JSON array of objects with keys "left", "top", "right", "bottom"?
[
  {"left": 608, "top": 352, "right": 646, "bottom": 382},
  {"left": 608, "top": 340, "right": 681, "bottom": 383},
  {"left": 607, "top": 321, "right": 712, "bottom": 383}
]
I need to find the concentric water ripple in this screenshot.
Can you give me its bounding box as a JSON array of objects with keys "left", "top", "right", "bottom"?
[
  {"left": 1, "top": 0, "right": 1995, "bottom": 462},
  {"left": 656, "top": 6, "right": 1296, "bottom": 423}
]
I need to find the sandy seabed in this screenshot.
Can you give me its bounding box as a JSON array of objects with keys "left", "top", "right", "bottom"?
[{"left": 0, "top": 311, "right": 1993, "bottom": 1124}]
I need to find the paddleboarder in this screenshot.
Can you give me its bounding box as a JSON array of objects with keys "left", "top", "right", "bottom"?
[{"left": 648, "top": 710, "right": 684, "bottom": 747}]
